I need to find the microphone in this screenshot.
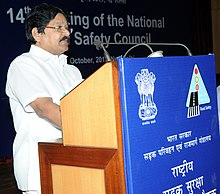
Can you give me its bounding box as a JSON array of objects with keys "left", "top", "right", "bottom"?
[{"left": 94, "top": 40, "right": 111, "bottom": 62}]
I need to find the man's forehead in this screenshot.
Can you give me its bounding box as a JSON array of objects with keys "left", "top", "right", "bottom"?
[{"left": 49, "top": 13, "right": 67, "bottom": 24}]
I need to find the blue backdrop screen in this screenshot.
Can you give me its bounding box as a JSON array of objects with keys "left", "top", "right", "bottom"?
[{"left": 0, "top": 0, "right": 194, "bottom": 157}]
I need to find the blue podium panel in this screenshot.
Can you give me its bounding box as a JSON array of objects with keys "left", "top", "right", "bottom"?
[{"left": 118, "top": 55, "right": 220, "bottom": 194}]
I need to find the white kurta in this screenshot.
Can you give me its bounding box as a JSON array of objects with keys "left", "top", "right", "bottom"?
[{"left": 5, "top": 45, "right": 83, "bottom": 191}]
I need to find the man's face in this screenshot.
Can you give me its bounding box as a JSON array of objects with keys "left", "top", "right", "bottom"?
[{"left": 35, "top": 13, "right": 71, "bottom": 55}]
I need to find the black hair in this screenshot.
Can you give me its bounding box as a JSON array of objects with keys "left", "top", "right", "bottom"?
[{"left": 25, "top": 3, "right": 68, "bottom": 44}]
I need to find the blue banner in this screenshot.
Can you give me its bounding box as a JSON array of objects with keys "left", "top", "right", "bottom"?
[{"left": 118, "top": 55, "right": 220, "bottom": 193}]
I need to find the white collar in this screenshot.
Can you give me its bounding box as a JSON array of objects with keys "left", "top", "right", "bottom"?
[{"left": 29, "top": 45, "right": 68, "bottom": 66}]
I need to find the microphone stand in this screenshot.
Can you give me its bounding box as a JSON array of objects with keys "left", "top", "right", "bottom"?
[
  {"left": 123, "top": 43, "right": 154, "bottom": 57},
  {"left": 147, "top": 42, "right": 192, "bottom": 56},
  {"left": 94, "top": 41, "right": 192, "bottom": 62}
]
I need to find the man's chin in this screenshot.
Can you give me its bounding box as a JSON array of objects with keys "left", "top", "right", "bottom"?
[{"left": 59, "top": 43, "right": 69, "bottom": 51}]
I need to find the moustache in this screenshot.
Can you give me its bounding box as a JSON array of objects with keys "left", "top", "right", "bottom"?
[{"left": 60, "top": 36, "right": 70, "bottom": 44}]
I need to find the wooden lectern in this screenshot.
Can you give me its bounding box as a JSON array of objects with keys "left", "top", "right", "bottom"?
[{"left": 38, "top": 61, "right": 126, "bottom": 194}]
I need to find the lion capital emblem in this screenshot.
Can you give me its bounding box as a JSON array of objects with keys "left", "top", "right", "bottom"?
[{"left": 135, "top": 69, "right": 157, "bottom": 121}]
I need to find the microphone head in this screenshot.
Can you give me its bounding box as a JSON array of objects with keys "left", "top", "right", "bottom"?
[{"left": 94, "top": 40, "right": 102, "bottom": 50}]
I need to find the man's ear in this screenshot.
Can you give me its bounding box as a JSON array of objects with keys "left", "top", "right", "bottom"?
[{"left": 32, "top": 27, "right": 41, "bottom": 42}]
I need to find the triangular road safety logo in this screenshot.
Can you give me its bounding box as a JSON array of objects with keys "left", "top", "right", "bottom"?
[{"left": 186, "top": 64, "right": 210, "bottom": 118}]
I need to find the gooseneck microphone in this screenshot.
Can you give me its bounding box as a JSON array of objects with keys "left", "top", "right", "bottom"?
[{"left": 94, "top": 40, "right": 111, "bottom": 62}]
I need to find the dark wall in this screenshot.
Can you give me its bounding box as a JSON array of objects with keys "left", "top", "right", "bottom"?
[{"left": 0, "top": 0, "right": 212, "bottom": 157}]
